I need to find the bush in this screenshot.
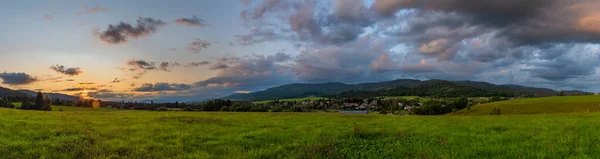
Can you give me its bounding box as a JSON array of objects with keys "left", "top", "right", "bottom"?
[
  {"left": 490, "top": 108, "right": 501, "bottom": 115},
  {"left": 20, "top": 102, "right": 34, "bottom": 110},
  {"left": 42, "top": 105, "right": 51, "bottom": 111},
  {"left": 182, "top": 107, "right": 194, "bottom": 111},
  {"left": 379, "top": 110, "right": 388, "bottom": 114},
  {"left": 292, "top": 107, "right": 303, "bottom": 112},
  {"left": 155, "top": 107, "right": 168, "bottom": 111},
  {"left": 220, "top": 106, "right": 229, "bottom": 112},
  {"left": 271, "top": 108, "right": 283, "bottom": 112}
]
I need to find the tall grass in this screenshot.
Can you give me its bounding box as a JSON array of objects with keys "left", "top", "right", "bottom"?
[{"left": 2, "top": 107, "right": 600, "bottom": 158}]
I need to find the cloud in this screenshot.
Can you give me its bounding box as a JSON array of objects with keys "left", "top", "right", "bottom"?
[
  {"left": 77, "top": 6, "right": 108, "bottom": 15},
  {"left": 62, "top": 87, "right": 98, "bottom": 92},
  {"left": 175, "top": 16, "right": 211, "bottom": 27},
  {"left": 87, "top": 89, "right": 134, "bottom": 100},
  {"left": 109, "top": 0, "right": 600, "bottom": 100},
  {"left": 185, "top": 61, "right": 210, "bottom": 67},
  {"left": 195, "top": 52, "right": 294, "bottom": 90},
  {"left": 50, "top": 65, "right": 84, "bottom": 76},
  {"left": 44, "top": 14, "right": 53, "bottom": 21},
  {"left": 0, "top": 72, "right": 38, "bottom": 85},
  {"left": 187, "top": 38, "right": 211, "bottom": 53},
  {"left": 159, "top": 62, "right": 179, "bottom": 71},
  {"left": 94, "top": 17, "right": 166, "bottom": 44},
  {"left": 127, "top": 60, "right": 157, "bottom": 70},
  {"left": 124, "top": 59, "right": 178, "bottom": 79},
  {"left": 241, "top": 0, "right": 253, "bottom": 6},
  {"left": 133, "top": 83, "right": 192, "bottom": 92}
]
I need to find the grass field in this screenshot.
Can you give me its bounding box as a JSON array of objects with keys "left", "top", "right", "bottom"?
[
  {"left": 3, "top": 106, "right": 600, "bottom": 158},
  {"left": 456, "top": 95, "right": 600, "bottom": 115},
  {"left": 252, "top": 96, "right": 327, "bottom": 104}
]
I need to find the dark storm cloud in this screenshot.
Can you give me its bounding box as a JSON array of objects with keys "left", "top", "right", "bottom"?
[
  {"left": 94, "top": 17, "right": 166, "bottom": 44},
  {"left": 372, "top": 0, "right": 552, "bottom": 25},
  {"left": 292, "top": 36, "right": 394, "bottom": 82},
  {"left": 50, "top": 65, "right": 83, "bottom": 76},
  {"left": 197, "top": 0, "right": 600, "bottom": 97},
  {"left": 187, "top": 38, "right": 211, "bottom": 53},
  {"left": 133, "top": 83, "right": 192, "bottom": 92},
  {"left": 195, "top": 52, "right": 293, "bottom": 89},
  {"left": 519, "top": 44, "right": 600, "bottom": 81},
  {"left": 175, "top": 16, "right": 211, "bottom": 27},
  {"left": 0, "top": 72, "right": 38, "bottom": 85}
]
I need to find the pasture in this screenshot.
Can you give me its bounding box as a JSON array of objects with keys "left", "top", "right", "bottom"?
[
  {"left": 2, "top": 106, "right": 600, "bottom": 158},
  {"left": 456, "top": 95, "right": 600, "bottom": 115}
]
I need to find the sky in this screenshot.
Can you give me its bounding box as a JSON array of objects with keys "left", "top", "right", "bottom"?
[{"left": 1, "top": 0, "right": 600, "bottom": 102}]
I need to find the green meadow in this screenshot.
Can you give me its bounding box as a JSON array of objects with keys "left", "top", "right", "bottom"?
[
  {"left": 3, "top": 103, "right": 600, "bottom": 158},
  {"left": 456, "top": 95, "right": 600, "bottom": 115}
]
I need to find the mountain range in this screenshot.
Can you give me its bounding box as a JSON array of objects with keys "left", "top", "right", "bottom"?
[
  {"left": 0, "top": 87, "right": 79, "bottom": 101},
  {"left": 1, "top": 79, "right": 592, "bottom": 102},
  {"left": 224, "top": 79, "right": 573, "bottom": 101}
]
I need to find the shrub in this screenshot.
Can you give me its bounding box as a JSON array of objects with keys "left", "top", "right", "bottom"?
[
  {"left": 293, "top": 107, "right": 303, "bottom": 112},
  {"left": 42, "top": 105, "right": 51, "bottom": 111},
  {"left": 490, "top": 108, "right": 501, "bottom": 115},
  {"left": 271, "top": 108, "right": 283, "bottom": 112},
  {"left": 220, "top": 106, "right": 229, "bottom": 112},
  {"left": 182, "top": 107, "right": 194, "bottom": 111},
  {"left": 155, "top": 107, "right": 168, "bottom": 111},
  {"left": 379, "top": 110, "right": 388, "bottom": 114}
]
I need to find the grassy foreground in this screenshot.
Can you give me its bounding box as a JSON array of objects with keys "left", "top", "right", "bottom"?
[
  {"left": 456, "top": 95, "right": 600, "bottom": 115},
  {"left": 2, "top": 107, "right": 600, "bottom": 158}
]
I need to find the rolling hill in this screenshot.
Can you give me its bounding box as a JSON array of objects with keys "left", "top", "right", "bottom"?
[
  {"left": 455, "top": 95, "right": 600, "bottom": 115},
  {"left": 0, "top": 86, "right": 78, "bottom": 101},
  {"left": 18, "top": 90, "right": 79, "bottom": 101},
  {"left": 0, "top": 86, "right": 29, "bottom": 97},
  {"left": 224, "top": 79, "right": 560, "bottom": 101}
]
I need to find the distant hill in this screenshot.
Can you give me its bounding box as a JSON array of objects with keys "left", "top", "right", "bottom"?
[
  {"left": 18, "top": 90, "right": 79, "bottom": 101},
  {"left": 0, "top": 86, "right": 29, "bottom": 97},
  {"left": 224, "top": 79, "right": 561, "bottom": 101}
]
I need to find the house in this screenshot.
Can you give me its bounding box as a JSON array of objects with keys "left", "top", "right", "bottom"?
[
  {"left": 339, "top": 110, "right": 368, "bottom": 114},
  {"left": 344, "top": 103, "right": 360, "bottom": 107}
]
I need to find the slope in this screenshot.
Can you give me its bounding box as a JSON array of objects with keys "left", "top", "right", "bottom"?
[{"left": 455, "top": 95, "right": 600, "bottom": 115}]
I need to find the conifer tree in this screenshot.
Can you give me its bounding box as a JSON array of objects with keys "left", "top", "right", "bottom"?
[{"left": 34, "top": 91, "right": 44, "bottom": 110}]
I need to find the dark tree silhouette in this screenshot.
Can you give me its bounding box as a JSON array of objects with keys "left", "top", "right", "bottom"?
[{"left": 34, "top": 91, "right": 44, "bottom": 110}]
